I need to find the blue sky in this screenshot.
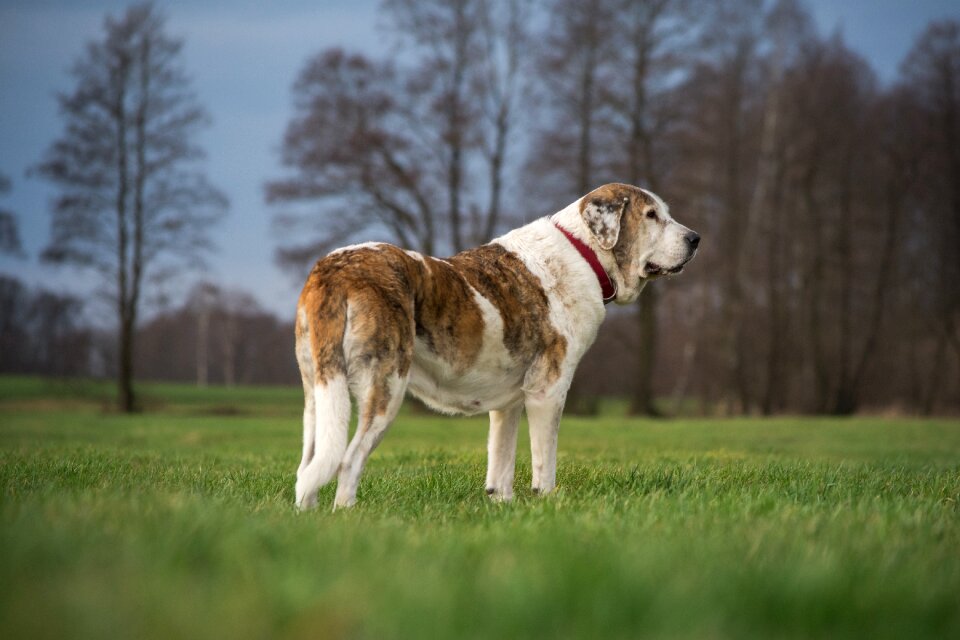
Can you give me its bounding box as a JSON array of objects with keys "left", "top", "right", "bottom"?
[{"left": 1, "top": 0, "right": 958, "bottom": 320}]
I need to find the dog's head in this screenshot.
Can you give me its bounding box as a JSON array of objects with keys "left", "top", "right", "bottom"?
[{"left": 580, "top": 183, "right": 699, "bottom": 304}]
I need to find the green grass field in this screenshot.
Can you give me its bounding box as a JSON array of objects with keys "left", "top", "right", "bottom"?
[{"left": 2, "top": 376, "right": 959, "bottom": 639}]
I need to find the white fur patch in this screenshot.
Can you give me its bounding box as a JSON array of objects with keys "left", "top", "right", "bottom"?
[
  {"left": 495, "top": 218, "right": 606, "bottom": 395},
  {"left": 328, "top": 241, "right": 385, "bottom": 256}
]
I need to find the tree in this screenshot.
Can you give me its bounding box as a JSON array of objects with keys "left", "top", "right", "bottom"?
[
  {"left": 527, "top": 0, "right": 618, "bottom": 200},
  {"left": 474, "top": 0, "right": 531, "bottom": 242},
  {"left": 901, "top": 20, "right": 960, "bottom": 366},
  {"left": 671, "top": 0, "right": 767, "bottom": 413},
  {"left": 0, "top": 275, "right": 91, "bottom": 376},
  {"left": 384, "top": 0, "right": 482, "bottom": 253},
  {"left": 604, "top": 0, "right": 696, "bottom": 415},
  {"left": 136, "top": 283, "right": 297, "bottom": 386},
  {"left": 268, "top": 50, "right": 440, "bottom": 265},
  {"left": 269, "top": 1, "right": 532, "bottom": 273},
  {"left": 0, "top": 174, "right": 23, "bottom": 257},
  {"left": 34, "top": 3, "right": 227, "bottom": 412}
]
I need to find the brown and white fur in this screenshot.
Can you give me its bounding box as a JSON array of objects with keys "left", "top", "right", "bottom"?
[{"left": 294, "top": 183, "right": 699, "bottom": 510}]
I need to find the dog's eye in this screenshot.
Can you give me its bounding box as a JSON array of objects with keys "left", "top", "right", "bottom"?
[{"left": 646, "top": 210, "right": 658, "bottom": 220}]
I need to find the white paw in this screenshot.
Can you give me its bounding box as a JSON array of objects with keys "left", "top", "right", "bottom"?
[
  {"left": 333, "top": 492, "right": 356, "bottom": 510},
  {"left": 295, "top": 482, "right": 318, "bottom": 511},
  {"left": 485, "top": 487, "right": 513, "bottom": 502}
]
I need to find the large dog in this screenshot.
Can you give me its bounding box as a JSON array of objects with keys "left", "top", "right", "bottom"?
[{"left": 294, "top": 183, "right": 699, "bottom": 509}]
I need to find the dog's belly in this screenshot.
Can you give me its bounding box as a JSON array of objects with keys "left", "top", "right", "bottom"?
[{"left": 407, "top": 338, "right": 525, "bottom": 416}]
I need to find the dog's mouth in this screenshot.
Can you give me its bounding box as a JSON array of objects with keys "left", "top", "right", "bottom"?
[{"left": 644, "top": 261, "right": 685, "bottom": 277}]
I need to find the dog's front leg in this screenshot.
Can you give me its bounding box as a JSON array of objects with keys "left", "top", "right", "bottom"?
[
  {"left": 485, "top": 404, "right": 522, "bottom": 501},
  {"left": 525, "top": 390, "right": 566, "bottom": 495}
]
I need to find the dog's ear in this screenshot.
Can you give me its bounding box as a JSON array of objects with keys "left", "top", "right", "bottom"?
[{"left": 580, "top": 195, "right": 629, "bottom": 250}]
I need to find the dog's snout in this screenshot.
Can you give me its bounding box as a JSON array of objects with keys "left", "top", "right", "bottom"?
[{"left": 685, "top": 231, "right": 700, "bottom": 250}]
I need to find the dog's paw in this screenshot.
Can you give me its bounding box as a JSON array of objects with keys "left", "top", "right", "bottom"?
[
  {"left": 295, "top": 494, "right": 318, "bottom": 511},
  {"left": 333, "top": 493, "right": 356, "bottom": 510},
  {"left": 485, "top": 487, "right": 513, "bottom": 502},
  {"left": 531, "top": 485, "right": 557, "bottom": 496},
  {"left": 295, "top": 482, "right": 318, "bottom": 511}
]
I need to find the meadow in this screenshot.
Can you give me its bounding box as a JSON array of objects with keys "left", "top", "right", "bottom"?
[{"left": 1, "top": 376, "right": 958, "bottom": 639}]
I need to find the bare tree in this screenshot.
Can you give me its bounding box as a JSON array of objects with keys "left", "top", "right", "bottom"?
[
  {"left": 185, "top": 282, "right": 259, "bottom": 388},
  {"left": 750, "top": 0, "right": 816, "bottom": 414},
  {"left": 137, "top": 284, "right": 297, "bottom": 386},
  {"left": 187, "top": 281, "right": 219, "bottom": 387},
  {"left": 383, "top": 0, "right": 484, "bottom": 252},
  {"left": 267, "top": 50, "right": 442, "bottom": 265},
  {"left": 269, "top": 2, "right": 532, "bottom": 274},
  {"left": 527, "top": 0, "right": 618, "bottom": 200},
  {"left": 604, "top": 0, "right": 695, "bottom": 415},
  {"left": 264, "top": 2, "right": 960, "bottom": 415},
  {"left": 475, "top": 0, "right": 532, "bottom": 241},
  {"left": 0, "top": 275, "right": 91, "bottom": 376},
  {"left": 674, "top": 0, "right": 766, "bottom": 413},
  {"left": 34, "top": 3, "right": 227, "bottom": 412},
  {"left": 0, "top": 174, "right": 23, "bottom": 257},
  {"left": 901, "top": 20, "right": 960, "bottom": 368}
]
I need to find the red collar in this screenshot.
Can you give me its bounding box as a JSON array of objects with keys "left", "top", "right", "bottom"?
[{"left": 553, "top": 222, "right": 617, "bottom": 304}]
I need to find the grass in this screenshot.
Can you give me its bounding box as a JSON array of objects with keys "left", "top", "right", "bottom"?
[{"left": 1, "top": 376, "right": 959, "bottom": 639}]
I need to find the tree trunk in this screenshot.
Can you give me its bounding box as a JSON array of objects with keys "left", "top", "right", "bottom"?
[
  {"left": 761, "top": 175, "right": 785, "bottom": 415},
  {"left": 564, "top": 22, "right": 602, "bottom": 416},
  {"left": 626, "top": 31, "right": 662, "bottom": 417},
  {"left": 831, "top": 150, "right": 855, "bottom": 415},
  {"left": 631, "top": 285, "right": 660, "bottom": 415},
  {"left": 719, "top": 44, "right": 751, "bottom": 414},
  {"left": 114, "top": 54, "right": 134, "bottom": 413},
  {"left": 118, "top": 310, "right": 136, "bottom": 412},
  {"left": 576, "top": 36, "right": 597, "bottom": 195},
  {"left": 922, "top": 332, "right": 948, "bottom": 415},
  {"left": 223, "top": 315, "right": 236, "bottom": 387},
  {"left": 484, "top": 102, "right": 507, "bottom": 242},
  {"left": 800, "top": 162, "right": 830, "bottom": 413},
  {"left": 447, "top": 1, "right": 469, "bottom": 252},
  {"left": 844, "top": 181, "right": 905, "bottom": 411},
  {"left": 197, "top": 309, "right": 209, "bottom": 387}
]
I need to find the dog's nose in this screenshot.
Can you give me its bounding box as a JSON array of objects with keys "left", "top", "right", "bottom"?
[{"left": 685, "top": 231, "right": 700, "bottom": 249}]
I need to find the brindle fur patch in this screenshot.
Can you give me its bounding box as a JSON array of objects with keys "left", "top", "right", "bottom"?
[
  {"left": 450, "top": 244, "right": 567, "bottom": 385},
  {"left": 413, "top": 256, "right": 485, "bottom": 373}
]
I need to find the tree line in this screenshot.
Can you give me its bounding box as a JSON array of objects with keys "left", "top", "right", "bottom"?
[
  {"left": 3, "top": 1, "right": 958, "bottom": 414},
  {"left": 268, "top": 0, "right": 959, "bottom": 414}
]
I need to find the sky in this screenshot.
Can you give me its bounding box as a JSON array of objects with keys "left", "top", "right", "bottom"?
[{"left": 1, "top": 0, "right": 958, "bottom": 321}]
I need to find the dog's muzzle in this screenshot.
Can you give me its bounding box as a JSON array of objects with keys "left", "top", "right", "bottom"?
[{"left": 645, "top": 233, "right": 700, "bottom": 277}]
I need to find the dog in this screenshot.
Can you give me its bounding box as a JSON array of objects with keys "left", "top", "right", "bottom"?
[{"left": 294, "top": 183, "right": 699, "bottom": 509}]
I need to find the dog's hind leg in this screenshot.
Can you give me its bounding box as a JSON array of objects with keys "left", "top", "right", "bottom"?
[
  {"left": 295, "top": 374, "right": 351, "bottom": 510},
  {"left": 333, "top": 370, "right": 408, "bottom": 509},
  {"left": 485, "top": 404, "right": 522, "bottom": 501}
]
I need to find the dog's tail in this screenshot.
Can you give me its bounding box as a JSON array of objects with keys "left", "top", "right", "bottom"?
[{"left": 295, "top": 290, "right": 351, "bottom": 510}]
